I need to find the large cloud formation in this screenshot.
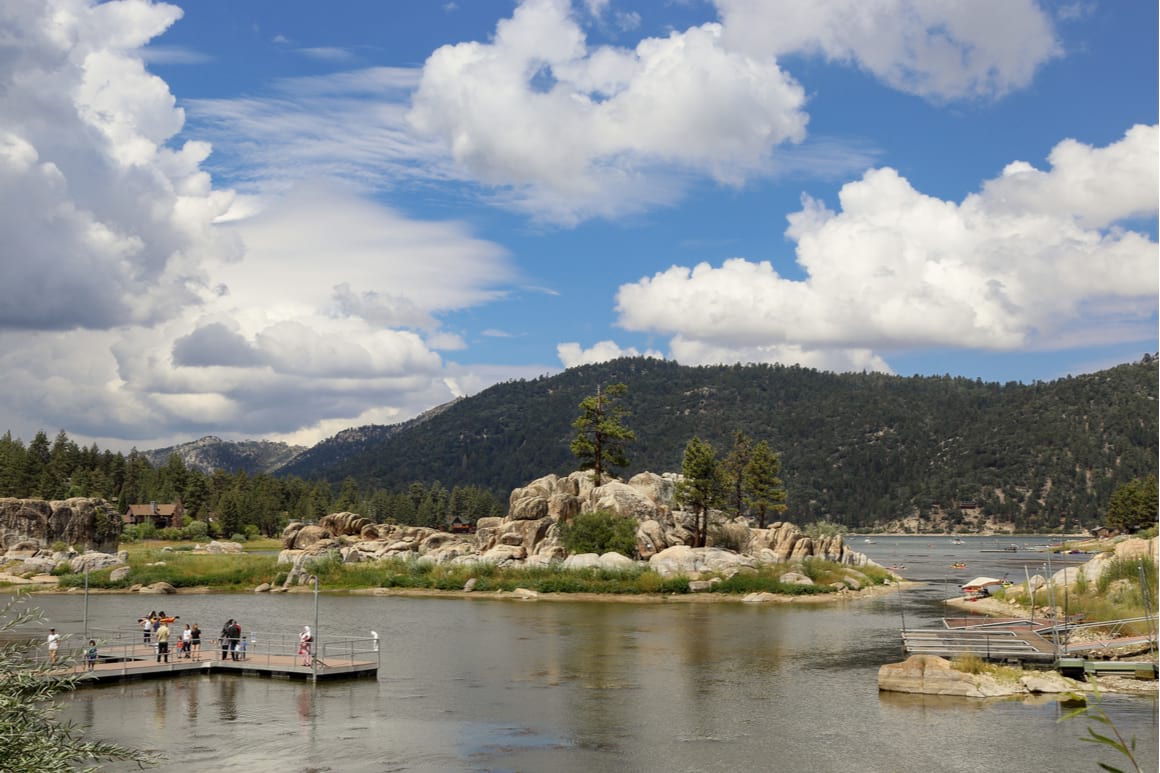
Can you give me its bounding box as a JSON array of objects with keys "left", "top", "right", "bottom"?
[
  {"left": 0, "top": 0, "right": 238, "bottom": 330},
  {"left": 616, "top": 125, "right": 1159, "bottom": 370},
  {"left": 405, "top": 0, "right": 1062, "bottom": 222},
  {"left": 0, "top": 0, "right": 517, "bottom": 449},
  {"left": 408, "top": 0, "right": 809, "bottom": 222}
]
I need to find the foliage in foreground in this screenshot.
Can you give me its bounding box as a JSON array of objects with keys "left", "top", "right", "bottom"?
[
  {"left": 0, "top": 596, "right": 158, "bottom": 772},
  {"left": 1061, "top": 684, "right": 1144, "bottom": 773}
]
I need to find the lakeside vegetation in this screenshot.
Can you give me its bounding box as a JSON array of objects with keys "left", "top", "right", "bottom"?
[
  {"left": 991, "top": 553, "right": 1158, "bottom": 636},
  {"left": 46, "top": 546, "right": 895, "bottom": 598}
]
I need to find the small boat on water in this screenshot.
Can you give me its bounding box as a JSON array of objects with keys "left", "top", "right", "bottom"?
[
  {"left": 950, "top": 538, "right": 965, "bottom": 545},
  {"left": 980, "top": 544, "right": 1018, "bottom": 553},
  {"left": 863, "top": 538, "right": 876, "bottom": 544},
  {"left": 961, "top": 576, "right": 1011, "bottom": 600},
  {"left": 951, "top": 562, "right": 966, "bottom": 569}
]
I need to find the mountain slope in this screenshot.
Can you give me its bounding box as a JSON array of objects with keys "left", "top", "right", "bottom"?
[
  {"left": 279, "top": 357, "right": 1159, "bottom": 530},
  {"left": 143, "top": 436, "right": 306, "bottom": 476}
]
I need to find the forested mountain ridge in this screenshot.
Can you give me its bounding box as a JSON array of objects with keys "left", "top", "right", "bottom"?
[
  {"left": 276, "top": 397, "right": 462, "bottom": 479},
  {"left": 282, "top": 357, "right": 1159, "bottom": 531}
]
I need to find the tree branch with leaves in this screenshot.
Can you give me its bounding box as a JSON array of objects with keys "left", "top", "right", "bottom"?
[{"left": 0, "top": 596, "right": 158, "bottom": 771}]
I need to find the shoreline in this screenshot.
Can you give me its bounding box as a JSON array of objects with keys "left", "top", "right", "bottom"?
[{"left": 3, "top": 574, "right": 914, "bottom": 605}]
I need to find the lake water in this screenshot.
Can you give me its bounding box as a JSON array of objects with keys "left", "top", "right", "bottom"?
[{"left": 23, "top": 537, "right": 1159, "bottom": 772}]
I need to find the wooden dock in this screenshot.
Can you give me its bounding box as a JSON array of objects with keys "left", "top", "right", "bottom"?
[{"left": 46, "top": 634, "right": 379, "bottom": 685}]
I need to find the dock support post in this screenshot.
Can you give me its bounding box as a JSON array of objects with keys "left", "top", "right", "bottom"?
[{"left": 312, "top": 575, "right": 319, "bottom": 684}]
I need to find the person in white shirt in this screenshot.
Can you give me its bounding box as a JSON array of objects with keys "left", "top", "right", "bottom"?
[{"left": 47, "top": 628, "right": 61, "bottom": 665}]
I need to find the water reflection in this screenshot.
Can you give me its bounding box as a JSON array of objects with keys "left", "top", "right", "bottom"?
[
  {"left": 33, "top": 569, "right": 1157, "bottom": 773},
  {"left": 215, "top": 677, "right": 237, "bottom": 722}
]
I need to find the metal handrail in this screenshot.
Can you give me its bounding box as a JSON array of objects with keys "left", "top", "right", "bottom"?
[{"left": 23, "top": 627, "right": 381, "bottom": 674}]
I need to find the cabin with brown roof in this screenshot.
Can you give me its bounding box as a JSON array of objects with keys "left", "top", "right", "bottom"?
[
  {"left": 447, "top": 515, "right": 474, "bottom": 534},
  {"left": 124, "top": 501, "right": 185, "bottom": 530}
]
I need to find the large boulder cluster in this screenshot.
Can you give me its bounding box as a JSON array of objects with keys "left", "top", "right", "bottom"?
[
  {"left": 1, "top": 497, "right": 126, "bottom": 580},
  {"left": 275, "top": 470, "right": 873, "bottom": 586},
  {"left": 0, "top": 497, "right": 123, "bottom": 553}
]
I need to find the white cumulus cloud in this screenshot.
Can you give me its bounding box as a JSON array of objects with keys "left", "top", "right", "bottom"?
[
  {"left": 0, "top": 0, "right": 239, "bottom": 331},
  {"left": 407, "top": 0, "right": 808, "bottom": 222},
  {"left": 616, "top": 126, "right": 1158, "bottom": 369},
  {"left": 715, "top": 0, "right": 1060, "bottom": 100},
  {"left": 558, "top": 340, "right": 663, "bottom": 368}
]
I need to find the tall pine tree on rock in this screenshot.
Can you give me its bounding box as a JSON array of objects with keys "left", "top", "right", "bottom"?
[{"left": 571, "top": 383, "right": 635, "bottom": 484}]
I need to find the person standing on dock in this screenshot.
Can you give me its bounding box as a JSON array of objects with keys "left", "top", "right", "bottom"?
[
  {"left": 229, "top": 620, "right": 242, "bottom": 661},
  {"left": 85, "top": 640, "right": 98, "bottom": 671},
  {"left": 156, "top": 620, "right": 170, "bottom": 663},
  {"left": 181, "top": 624, "right": 192, "bottom": 659},
  {"left": 142, "top": 614, "right": 153, "bottom": 645},
  {"left": 299, "top": 626, "right": 312, "bottom": 666},
  {"left": 46, "top": 628, "right": 61, "bottom": 665},
  {"left": 220, "top": 620, "right": 232, "bottom": 660},
  {"left": 190, "top": 624, "right": 201, "bottom": 661}
]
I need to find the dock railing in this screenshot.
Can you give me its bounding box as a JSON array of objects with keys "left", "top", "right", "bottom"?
[
  {"left": 25, "top": 626, "right": 381, "bottom": 681},
  {"left": 902, "top": 627, "right": 1054, "bottom": 662}
]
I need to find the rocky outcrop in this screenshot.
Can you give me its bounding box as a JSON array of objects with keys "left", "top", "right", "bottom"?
[
  {"left": 272, "top": 471, "right": 871, "bottom": 583},
  {"left": 878, "top": 655, "right": 1090, "bottom": 698},
  {"left": 0, "top": 497, "right": 123, "bottom": 553},
  {"left": 194, "top": 540, "right": 244, "bottom": 554}
]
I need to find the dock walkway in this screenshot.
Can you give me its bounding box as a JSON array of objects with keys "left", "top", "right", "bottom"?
[
  {"left": 44, "top": 629, "right": 379, "bottom": 685},
  {"left": 901, "top": 615, "right": 1157, "bottom": 665}
]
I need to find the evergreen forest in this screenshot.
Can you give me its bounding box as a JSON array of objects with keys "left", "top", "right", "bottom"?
[{"left": 1, "top": 356, "right": 1156, "bottom": 534}]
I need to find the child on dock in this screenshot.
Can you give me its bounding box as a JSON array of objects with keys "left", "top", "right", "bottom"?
[{"left": 85, "top": 640, "right": 98, "bottom": 671}]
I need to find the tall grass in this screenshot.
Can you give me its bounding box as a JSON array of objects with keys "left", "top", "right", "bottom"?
[
  {"left": 55, "top": 550, "right": 890, "bottom": 598},
  {"left": 57, "top": 552, "right": 278, "bottom": 591},
  {"left": 1024, "top": 555, "right": 1158, "bottom": 635}
]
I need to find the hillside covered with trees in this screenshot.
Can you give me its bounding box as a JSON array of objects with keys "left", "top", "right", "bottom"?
[
  {"left": 284, "top": 356, "right": 1158, "bottom": 532},
  {"left": 0, "top": 357, "right": 1155, "bottom": 534}
]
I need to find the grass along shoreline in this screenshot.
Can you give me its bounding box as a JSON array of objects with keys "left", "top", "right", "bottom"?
[{"left": 25, "top": 543, "right": 897, "bottom": 599}]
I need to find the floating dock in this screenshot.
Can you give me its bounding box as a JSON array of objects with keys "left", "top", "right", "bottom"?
[{"left": 45, "top": 631, "right": 379, "bottom": 686}]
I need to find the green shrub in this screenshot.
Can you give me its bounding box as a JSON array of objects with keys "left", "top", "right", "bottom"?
[
  {"left": 558, "top": 510, "right": 638, "bottom": 557},
  {"left": 181, "top": 520, "right": 209, "bottom": 541},
  {"left": 1096, "top": 556, "right": 1156, "bottom": 595},
  {"left": 229, "top": 533, "right": 248, "bottom": 543},
  {"left": 804, "top": 521, "right": 848, "bottom": 539}
]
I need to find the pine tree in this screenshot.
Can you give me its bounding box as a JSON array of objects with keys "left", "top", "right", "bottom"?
[
  {"left": 722, "top": 431, "right": 753, "bottom": 519},
  {"left": 678, "top": 437, "right": 723, "bottom": 547},
  {"left": 570, "top": 383, "right": 635, "bottom": 484},
  {"left": 744, "top": 441, "right": 787, "bottom": 528}
]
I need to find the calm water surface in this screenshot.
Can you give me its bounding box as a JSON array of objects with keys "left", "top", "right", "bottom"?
[{"left": 27, "top": 537, "right": 1157, "bottom": 772}]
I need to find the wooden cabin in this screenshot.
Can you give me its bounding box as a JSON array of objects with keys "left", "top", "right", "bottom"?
[{"left": 124, "top": 501, "right": 185, "bottom": 530}]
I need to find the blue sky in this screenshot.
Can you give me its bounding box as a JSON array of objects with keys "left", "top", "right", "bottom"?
[{"left": 0, "top": 0, "right": 1156, "bottom": 452}]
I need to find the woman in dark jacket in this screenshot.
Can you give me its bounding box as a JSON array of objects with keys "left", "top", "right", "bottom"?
[{"left": 220, "top": 620, "right": 233, "bottom": 661}]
